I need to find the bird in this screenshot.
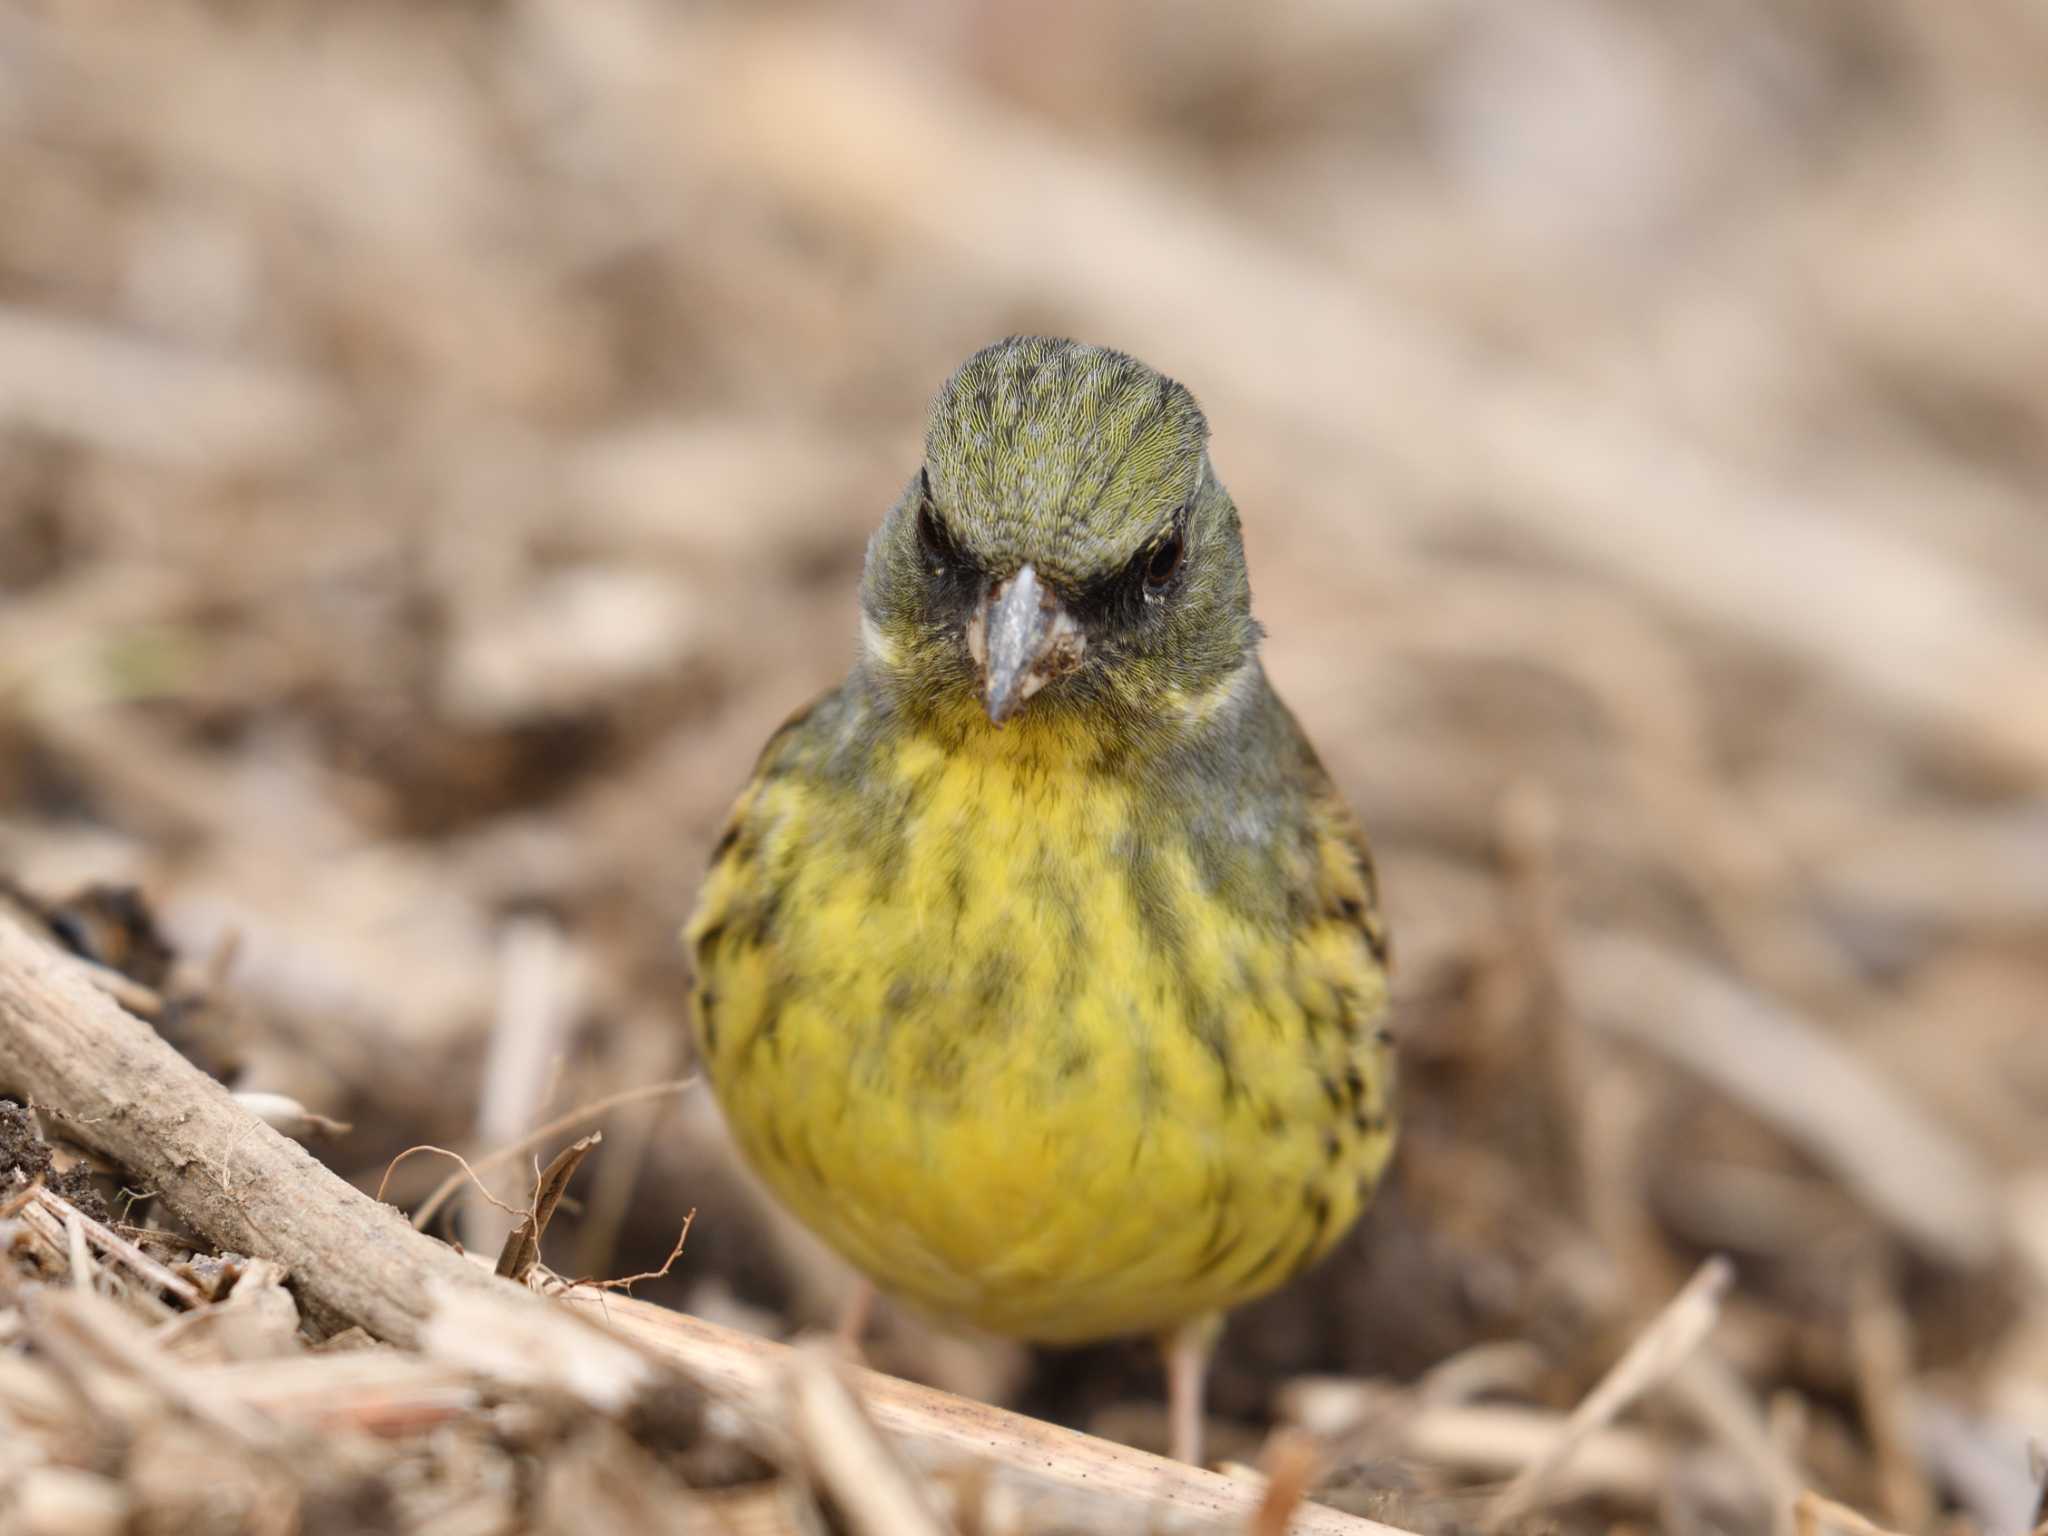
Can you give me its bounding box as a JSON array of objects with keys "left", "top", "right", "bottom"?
[{"left": 685, "top": 336, "right": 1395, "bottom": 1465}]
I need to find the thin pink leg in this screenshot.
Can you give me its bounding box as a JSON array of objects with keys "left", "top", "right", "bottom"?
[
  {"left": 833, "top": 1278, "right": 877, "bottom": 1360},
  {"left": 1162, "top": 1314, "right": 1221, "bottom": 1465}
]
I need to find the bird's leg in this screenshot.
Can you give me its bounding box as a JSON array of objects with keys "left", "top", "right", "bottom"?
[
  {"left": 832, "top": 1277, "right": 877, "bottom": 1360},
  {"left": 1161, "top": 1313, "right": 1223, "bottom": 1466}
]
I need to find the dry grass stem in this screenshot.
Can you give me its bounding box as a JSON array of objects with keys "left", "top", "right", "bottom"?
[
  {"left": 1848, "top": 1268, "right": 1934, "bottom": 1532},
  {"left": 1484, "top": 1256, "right": 1735, "bottom": 1528},
  {"left": 28, "top": 1186, "right": 206, "bottom": 1309},
  {"left": 783, "top": 1343, "right": 955, "bottom": 1536},
  {"left": 1247, "top": 1430, "right": 1322, "bottom": 1536}
]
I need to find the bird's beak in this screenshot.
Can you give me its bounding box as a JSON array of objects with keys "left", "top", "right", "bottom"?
[{"left": 967, "top": 563, "right": 1086, "bottom": 725}]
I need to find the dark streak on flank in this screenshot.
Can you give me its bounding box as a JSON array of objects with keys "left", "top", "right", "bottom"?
[
  {"left": 1306, "top": 1189, "right": 1333, "bottom": 1248},
  {"left": 1354, "top": 841, "right": 1384, "bottom": 910},
  {"left": 1298, "top": 982, "right": 1334, "bottom": 1047},
  {"left": 1194, "top": 1184, "right": 1239, "bottom": 1276},
  {"left": 749, "top": 971, "right": 788, "bottom": 1058},
  {"left": 727, "top": 876, "right": 785, "bottom": 952},
  {"left": 1286, "top": 1191, "right": 1336, "bottom": 1280},
  {"left": 708, "top": 823, "right": 740, "bottom": 866},
  {"left": 1184, "top": 995, "right": 1236, "bottom": 1097},
  {"left": 691, "top": 922, "right": 729, "bottom": 1056},
  {"left": 1338, "top": 894, "right": 1390, "bottom": 967},
  {"left": 1238, "top": 1229, "right": 1293, "bottom": 1290}
]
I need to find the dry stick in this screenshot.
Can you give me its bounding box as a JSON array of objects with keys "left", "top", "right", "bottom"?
[
  {"left": 1483, "top": 1255, "right": 1735, "bottom": 1530},
  {"left": 0, "top": 909, "right": 1407, "bottom": 1536},
  {"left": 0, "top": 908, "right": 540, "bottom": 1347},
  {"left": 575, "top": 1290, "right": 1403, "bottom": 1536}
]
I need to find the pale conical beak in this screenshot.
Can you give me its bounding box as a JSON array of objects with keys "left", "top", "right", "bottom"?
[{"left": 969, "top": 563, "right": 1086, "bottom": 725}]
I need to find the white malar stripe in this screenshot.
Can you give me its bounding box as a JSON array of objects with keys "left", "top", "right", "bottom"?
[{"left": 1181, "top": 660, "right": 1256, "bottom": 727}]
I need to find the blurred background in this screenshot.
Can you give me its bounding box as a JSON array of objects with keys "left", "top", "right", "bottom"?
[{"left": 3, "top": 1, "right": 2046, "bottom": 1530}]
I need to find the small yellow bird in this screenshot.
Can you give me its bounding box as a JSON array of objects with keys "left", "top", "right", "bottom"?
[{"left": 686, "top": 337, "right": 1395, "bottom": 1463}]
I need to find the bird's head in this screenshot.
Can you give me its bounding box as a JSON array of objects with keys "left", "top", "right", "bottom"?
[{"left": 859, "top": 337, "right": 1260, "bottom": 743}]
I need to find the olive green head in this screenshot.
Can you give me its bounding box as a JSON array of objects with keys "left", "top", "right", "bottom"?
[{"left": 860, "top": 337, "right": 1259, "bottom": 735}]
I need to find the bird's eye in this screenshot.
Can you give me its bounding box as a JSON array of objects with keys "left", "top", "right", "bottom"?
[
  {"left": 916, "top": 479, "right": 964, "bottom": 573},
  {"left": 1143, "top": 525, "right": 1186, "bottom": 592}
]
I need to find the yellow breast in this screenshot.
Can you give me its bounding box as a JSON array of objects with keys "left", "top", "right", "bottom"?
[{"left": 686, "top": 706, "right": 1394, "bottom": 1344}]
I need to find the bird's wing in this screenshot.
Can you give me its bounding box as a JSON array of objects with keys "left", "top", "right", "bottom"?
[{"left": 1281, "top": 702, "right": 1391, "bottom": 972}]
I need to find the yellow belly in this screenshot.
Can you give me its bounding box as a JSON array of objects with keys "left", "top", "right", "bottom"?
[{"left": 687, "top": 713, "right": 1394, "bottom": 1344}]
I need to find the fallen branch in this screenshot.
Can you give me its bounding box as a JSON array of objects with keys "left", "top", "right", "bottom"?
[{"left": 0, "top": 907, "right": 533, "bottom": 1348}]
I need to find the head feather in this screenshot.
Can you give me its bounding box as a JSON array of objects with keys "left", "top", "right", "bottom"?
[{"left": 924, "top": 337, "right": 1209, "bottom": 583}]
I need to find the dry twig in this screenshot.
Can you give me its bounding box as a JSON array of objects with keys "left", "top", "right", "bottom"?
[{"left": 407, "top": 1078, "right": 696, "bottom": 1231}]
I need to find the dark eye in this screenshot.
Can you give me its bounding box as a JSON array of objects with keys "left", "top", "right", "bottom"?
[{"left": 1143, "top": 525, "right": 1186, "bottom": 592}]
